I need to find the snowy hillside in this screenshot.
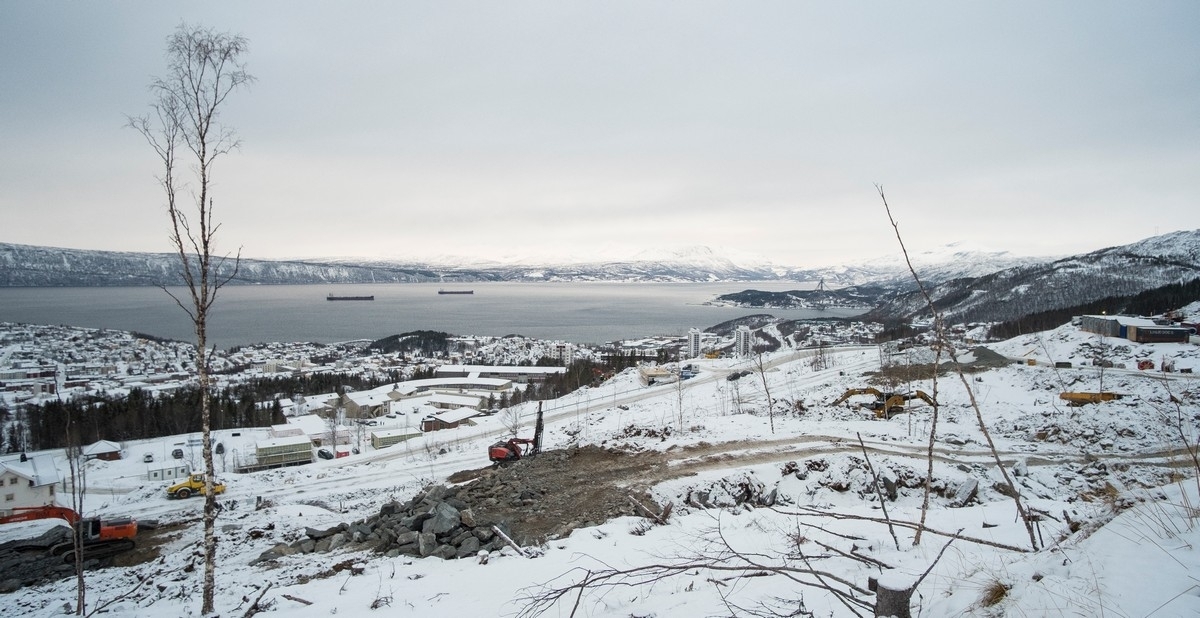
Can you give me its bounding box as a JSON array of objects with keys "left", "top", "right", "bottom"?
[
  {"left": 869, "top": 228, "right": 1200, "bottom": 323},
  {"left": 842, "top": 239, "right": 1046, "bottom": 285},
  {"left": 4, "top": 322, "right": 1199, "bottom": 616}
]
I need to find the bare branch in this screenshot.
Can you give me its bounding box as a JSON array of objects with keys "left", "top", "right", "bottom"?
[
  {"left": 778, "top": 505, "right": 1029, "bottom": 553},
  {"left": 241, "top": 582, "right": 274, "bottom": 618},
  {"left": 856, "top": 432, "right": 900, "bottom": 551},
  {"left": 85, "top": 576, "right": 150, "bottom": 617},
  {"left": 912, "top": 529, "right": 961, "bottom": 591},
  {"left": 492, "top": 525, "right": 531, "bottom": 558},
  {"left": 877, "top": 185, "right": 1038, "bottom": 551}
]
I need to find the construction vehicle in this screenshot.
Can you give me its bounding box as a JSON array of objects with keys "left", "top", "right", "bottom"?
[
  {"left": 1059, "top": 392, "right": 1124, "bottom": 406},
  {"left": 166, "top": 473, "right": 227, "bottom": 499},
  {"left": 488, "top": 402, "right": 544, "bottom": 464},
  {"left": 0, "top": 505, "right": 137, "bottom": 562},
  {"left": 830, "top": 387, "right": 937, "bottom": 419}
]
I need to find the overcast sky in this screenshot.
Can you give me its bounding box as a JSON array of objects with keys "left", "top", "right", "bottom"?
[{"left": 1, "top": 2, "right": 1197, "bottom": 268}]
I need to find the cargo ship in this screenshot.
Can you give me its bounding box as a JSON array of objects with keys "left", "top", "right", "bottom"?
[
  {"left": 327, "top": 294, "right": 375, "bottom": 301},
  {"left": 437, "top": 289, "right": 474, "bottom": 295}
]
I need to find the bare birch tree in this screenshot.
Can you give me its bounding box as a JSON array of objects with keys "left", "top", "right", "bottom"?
[
  {"left": 129, "top": 23, "right": 252, "bottom": 615},
  {"left": 501, "top": 406, "right": 524, "bottom": 438},
  {"left": 64, "top": 412, "right": 86, "bottom": 614},
  {"left": 754, "top": 350, "right": 776, "bottom": 433}
]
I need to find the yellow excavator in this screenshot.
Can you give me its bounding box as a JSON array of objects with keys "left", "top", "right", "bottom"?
[
  {"left": 1058, "top": 392, "right": 1124, "bottom": 406},
  {"left": 830, "top": 387, "right": 937, "bottom": 419}
]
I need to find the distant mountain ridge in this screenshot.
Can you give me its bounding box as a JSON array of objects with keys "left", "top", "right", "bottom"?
[
  {"left": 866, "top": 229, "right": 1200, "bottom": 323},
  {"left": 0, "top": 242, "right": 1039, "bottom": 287}
]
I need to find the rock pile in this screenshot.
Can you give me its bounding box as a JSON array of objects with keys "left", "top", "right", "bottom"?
[
  {"left": 253, "top": 484, "right": 515, "bottom": 565},
  {"left": 253, "top": 446, "right": 664, "bottom": 565},
  {"left": 0, "top": 526, "right": 90, "bottom": 593}
]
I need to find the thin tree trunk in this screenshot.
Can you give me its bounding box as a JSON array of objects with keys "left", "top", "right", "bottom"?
[
  {"left": 878, "top": 185, "right": 1039, "bottom": 551},
  {"left": 756, "top": 351, "right": 775, "bottom": 433},
  {"left": 65, "top": 392, "right": 86, "bottom": 614},
  {"left": 198, "top": 322, "right": 218, "bottom": 614},
  {"left": 914, "top": 345, "right": 942, "bottom": 546}
]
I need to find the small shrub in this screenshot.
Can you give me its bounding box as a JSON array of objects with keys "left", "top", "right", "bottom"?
[{"left": 979, "top": 579, "right": 1011, "bottom": 607}]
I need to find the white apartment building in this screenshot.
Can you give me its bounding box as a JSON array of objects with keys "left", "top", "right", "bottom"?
[
  {"left": 735, "top": 325, "right": 753, "bottom": 358},
  {"left": 686, "top": 328, "right": 703, "bottom": 359},
  {"left": 549, "top": 342, "right": 574, "bottom": 366}
]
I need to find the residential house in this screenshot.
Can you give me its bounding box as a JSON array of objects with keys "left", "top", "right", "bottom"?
[{"left": 0, "top": 455, "right": 60, "bottom": 516}]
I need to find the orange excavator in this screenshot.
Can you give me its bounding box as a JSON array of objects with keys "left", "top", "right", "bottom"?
[
  {"left": 488, "top": 403, "right": 544, "bottom": 464},
  {"left": 0, "top": 505, "right": 137, "bottom": 561}
]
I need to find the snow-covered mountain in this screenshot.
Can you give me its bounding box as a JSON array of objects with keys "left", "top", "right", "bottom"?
[
  {"left": 869, "top": 229, "right": 1200, "bottom": 323},
  {"left": 317, "top": 246, "right": 805, "bottom": 284},
  {"left": 0, "top": 243, "right": 815, "bottom": 286},
  {"left": 1, "top": 232, "right": 1195, "bottom": 299},
  {"left": 815, "top": 241, "right": 1048, "bottom": 286}
]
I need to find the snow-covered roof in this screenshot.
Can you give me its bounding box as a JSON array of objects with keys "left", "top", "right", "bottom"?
[
  {"left": 269, "top": 424, "right": 305, "bottom": 438},
  {"left": 370, "top": 428, "right": 422, "bottom": 440},
  {"left": 1083, "top": 314, "right": 1158, "bottom": 327},
  {"left": 293, "top": 393, "right": 339, "bottom": 415},
  {"left": 255, "top": 435, "right": 314, "bottom": 450},
  {"left": 387, "top": 377, "right": 512, "bottom": 396},
  {"left": 82, "top": 440, "right": 121, "bottom": 456},
  {"left": 346, "top": 390, "right": 393, "bottom": 407},
  {"left": 435, "top": 364, "right": 566, "bottom": 377},
  {"left": 426, "top": 407, "right": 483, "bottom": 425},
  {"left": 286, "top": 414, "right": 336, "bottom": 436},
  {"left": 0, "top": 454, "right": 59, "bottom": 487}
]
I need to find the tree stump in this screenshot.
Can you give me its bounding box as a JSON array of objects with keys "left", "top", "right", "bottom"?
[{"left": 871, "top": 570, "right": 915, "bottom": 618}]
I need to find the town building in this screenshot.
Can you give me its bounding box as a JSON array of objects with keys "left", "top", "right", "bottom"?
[
  {"left": 82, "top": 440, "right": 123, "bottom": 461},
  {"left": 549, "top": 342, "right": 574, "bottom": 365},
  {"left": 370, "top": 428, "right": 422, "bottom": 449},
  {"left": 1079, "top": 315, "right": 1191, "bottom": 344},
  {"left": 734, "top": 325, "right": 753, "bottom": 358},
  {"left": 0, "top": 455, "right": 59, "bottom": 516},
  {"left": 434, "top": 364, "right": 566, "bottom": 384},
  {"left": 250, "top": 435, "right": 314, "bottom": 471},
  {"left": 686, "top": 328, "right": 703, "bottom": 359},
  {"left": 421, "top": 407, "right": 485, "bottom": 432}
]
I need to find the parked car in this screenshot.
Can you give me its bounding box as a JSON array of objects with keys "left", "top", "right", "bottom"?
[
  {"left": 143, "top": 453, "right": 154, "bottom": 463},
  {"left": 317, "top": 448, "right": 334, "bottom": 460},
  {"left": 171, "top": 448, "right": 184, "bottom": 459}
]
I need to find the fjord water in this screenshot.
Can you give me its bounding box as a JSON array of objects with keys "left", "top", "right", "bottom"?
[{"left": 0, "top": 282, "right": 862, "bottom": 349}]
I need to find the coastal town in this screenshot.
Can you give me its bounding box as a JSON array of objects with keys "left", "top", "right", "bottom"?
[
  {"left": 1, "top": 308, "right": 1198, "bottom": 615},
  {"left": 0, "top": 317, "right": 886, "bottom": 462}
]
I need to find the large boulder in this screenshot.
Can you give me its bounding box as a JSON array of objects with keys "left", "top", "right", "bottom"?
[
  {"left": 305, "top": 524, "right": 345, "bottom": 540},
  {"left": 422, "top": 502, "right": 461, "bottom": 535},
  {"left": 417, "top": 532, "right": 438, "bottom": 557},
  {"left": 455, "top": 536, "right": 481, "bottom": 558},
  {"left": 432, "top": 544, "right": 458, "bottom": 560},
  {"left": 952, "top": 479, "right": 979, "bottom": 507},
  {"left": 394, "top": 530, "right": 419, "bottom": 547}
]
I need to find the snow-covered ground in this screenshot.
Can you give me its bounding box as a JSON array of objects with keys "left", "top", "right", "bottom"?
[{"left": 4, "top": 323, "right": 1199, "bottom": 617}]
